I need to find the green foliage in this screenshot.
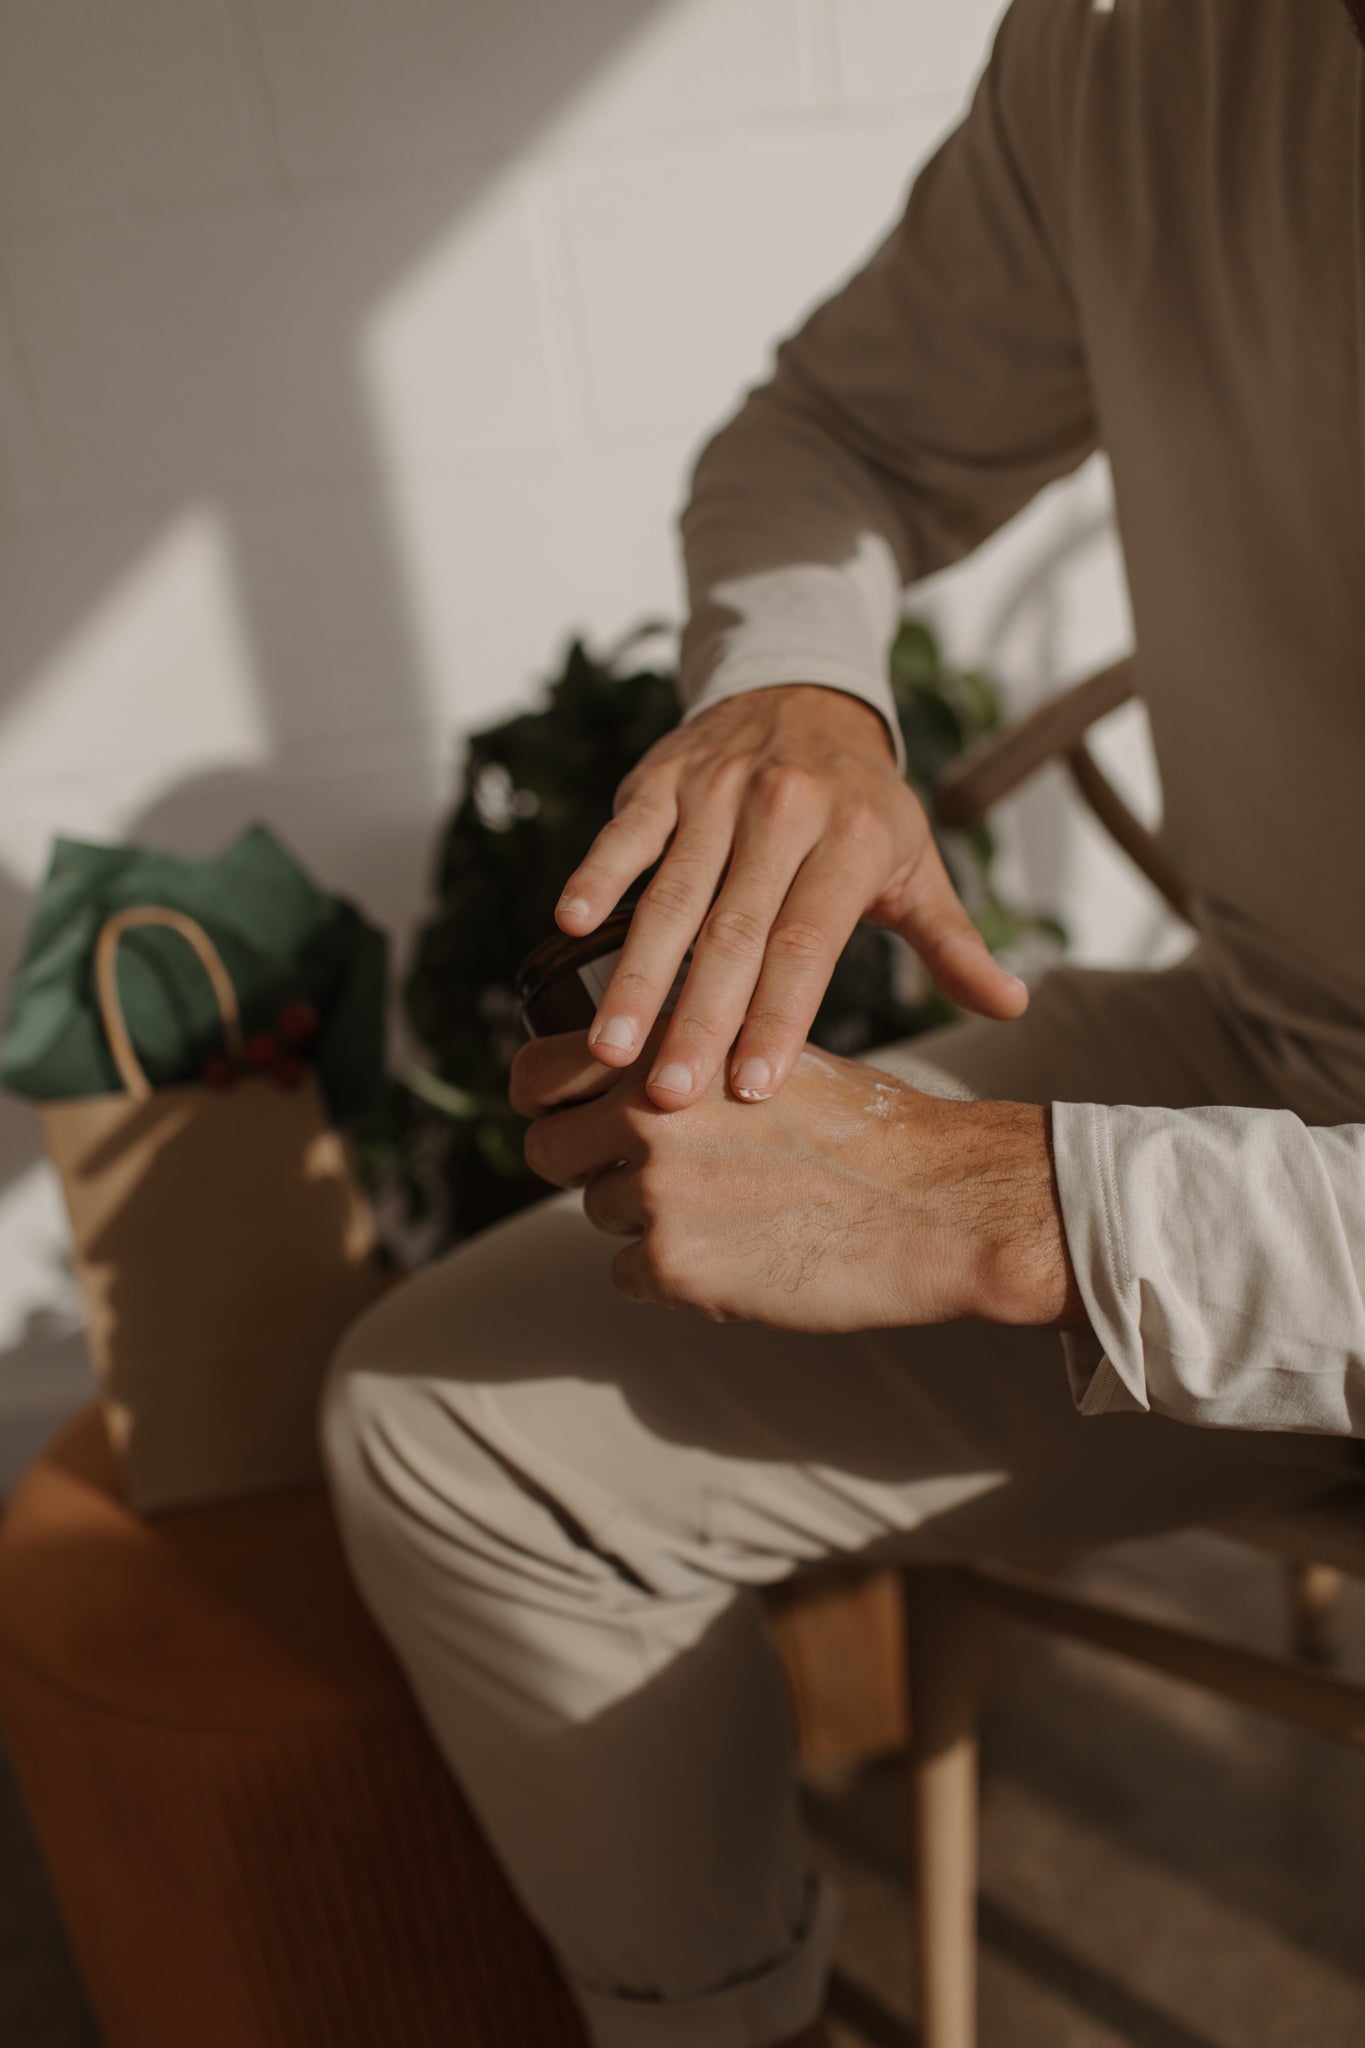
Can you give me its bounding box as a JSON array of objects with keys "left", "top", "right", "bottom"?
[{"left": 393, "top": 619, "right": 1063, "bottom": 1246}]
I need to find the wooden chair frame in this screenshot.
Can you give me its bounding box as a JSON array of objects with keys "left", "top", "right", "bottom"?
[{"left": 906, "top": 663, "right": 1365, "bottom": 2048}]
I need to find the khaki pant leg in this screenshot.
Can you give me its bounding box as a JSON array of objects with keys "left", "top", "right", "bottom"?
[{"left": 322, "top": 957, "right": 1358, "bottom": 2048}]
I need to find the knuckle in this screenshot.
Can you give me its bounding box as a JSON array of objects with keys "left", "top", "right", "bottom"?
[
  {"left": 742, "top": 1001, "right": 805, "bottom": 1043},
  {"left": 753, "top": 760, "right": 818, "bottom": 817},
  {"left": 598, "top": 813, "right": 646, "bottom": 851},
  {"left": 767, "top": 916, "right": 830, "bottom": 966},
  {"left": 507, "top": 1044, "right": 542, "bottom": 1117},
  {"left": 571, "top": 855, "right": 617, "bottom": 896},
  {"left": 621, "top": 1106, "right": 654, "bottom": 1151},
  {"left": 706, "top": 753, "right": 752, "bottom": 804},
  {"left": 612, "top": 1246, "right": 652, "bottom": 1305},
  {"left": 667, "top": 1008, "right": 725, "bottom": 1052},
  {"left": 641, "top": 872, "right": 702, "bottom": 923},
  {"left": 641, "top": 1235, "right": 683, "bottom": 1296},
  {"left": 658, "top": 832, "right": 716, "bottom": 881},
  {"left": 924, "top": 910, "right": 976, "bottom": 961},
  {"left": 613, "top": 772, "right": 668, "bottom": 821},
  {"left": 636, "top": 1147, "right": 678, "bottom": 1200},
  {"left": 606, "top": 964, "right": 661, "bottom": 1007},
  {"left": 835, "top": 801, "right": 889, "bottom": 864},
  {"left": 700, "top": 904, "right": 766, "bottom": 960},
  {"left": 521, "top": 1118, "right": 549, "bottom": 1177}
]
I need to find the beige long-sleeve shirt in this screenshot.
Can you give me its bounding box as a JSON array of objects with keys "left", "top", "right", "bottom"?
[{"left": 678, "top": 0, "right": 1365, "bottom": 1435}]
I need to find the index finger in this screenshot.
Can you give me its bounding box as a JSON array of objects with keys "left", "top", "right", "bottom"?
[
  {"left": 509, "top": 1032, "right": 618, "bottom": 1120},
  {"left": 582, "top": 799, "right": 736, "bottom": 1070},
  {"left": 556, "top": 781, "right": 678, "bottom": 937},
  {"left": 713, "top": 849, "right": 867, "bottom": 1103},
  {"left": 523, "top": 1087, "right": 642, "bottom": 1192}
]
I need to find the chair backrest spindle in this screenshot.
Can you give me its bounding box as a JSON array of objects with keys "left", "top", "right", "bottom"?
[{"left": 931, "top": 656, "right": 1189, "bottom": 920}]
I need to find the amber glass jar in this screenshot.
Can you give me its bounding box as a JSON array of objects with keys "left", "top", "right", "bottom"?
[
  {"left": 516, "top": 910, "right": 692, "bottom": 1039},
  {"left": 514, "top": 911, "right": 637, "bottom": 1039}
]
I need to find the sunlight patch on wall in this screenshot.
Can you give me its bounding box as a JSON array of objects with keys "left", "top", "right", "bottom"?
[
  {"left": 0, "top": 502, "right": 269, "bottom": 801},
  {"left": 531, "top": 0, "right": 807, "bottom": 156},
  {"left": 361, "top": 170, "right": 567, "bottom": 728},
  {"left": 0, "top": 1157, "right": 81, "bottom": 1353}
]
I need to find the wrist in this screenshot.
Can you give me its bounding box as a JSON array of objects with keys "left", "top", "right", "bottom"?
[
  {"left": 960, "top": 1101, "right": 1087, "bottom": 1329},
  {"left": 761, "top": 682, "right": 897, "bottom": 764}
]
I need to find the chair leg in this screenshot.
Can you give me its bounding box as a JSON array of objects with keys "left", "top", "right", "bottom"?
[
  {"left": 903, "top": 1568, "right": 996, "bottom": 2048},
  {"left": 1287, "top": 1557, "right": 1344, "bottom": 1666}
]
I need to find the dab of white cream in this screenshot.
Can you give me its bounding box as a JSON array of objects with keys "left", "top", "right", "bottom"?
[{"left": 797, "top": 1049, "right": 842, "bottom": 1081}]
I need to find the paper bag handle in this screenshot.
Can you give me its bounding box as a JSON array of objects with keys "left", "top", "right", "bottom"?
[{"left": 95, "top": 907, "right": 245, "bottom": 1102}]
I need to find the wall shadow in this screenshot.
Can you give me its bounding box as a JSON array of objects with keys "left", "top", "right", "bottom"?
[{"left": 0, "top": 0, "right": 676, "bottom": 1415}]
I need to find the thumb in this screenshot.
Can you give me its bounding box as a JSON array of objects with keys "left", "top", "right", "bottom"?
[{"left": 879, "top": 838, "right": 1028, "bottom": 1021}]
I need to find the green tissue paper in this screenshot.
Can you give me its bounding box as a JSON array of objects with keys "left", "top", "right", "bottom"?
[{"left": 1, "top": 825, "right": 388, "bottom": 1123}]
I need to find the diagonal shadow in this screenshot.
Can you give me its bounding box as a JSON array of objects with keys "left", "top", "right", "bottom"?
[
  {"left": 0, "top": 0, "right": 682, "bottom": 725},
  {"left": 812, "top": 1802, "right": 1236, "bottom": 2048},
  {"left": 0, "top": 0, "right": 679, "bottom": 1393},
  {"left": 826, "top": 1906, "right": 1231, "bottom": 2048}
]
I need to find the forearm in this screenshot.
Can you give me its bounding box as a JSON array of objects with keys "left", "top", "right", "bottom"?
[
  {"left": 678, "top": 379, "right": 911, "bottom": 764},
  {"left": 678, "top": 7, "right": 1095, "bottom": 751}
]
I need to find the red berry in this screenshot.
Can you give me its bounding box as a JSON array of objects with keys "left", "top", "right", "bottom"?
[
  {"left": 245, "top": 1031, "right": 281, "bottom": 1070},
  {"left": 276, "top": 1000, "right": 320, "bottom": 1048},
  {"left": 200, "top": 1054, "right": 236, "bottom": 1089},
  {"left": 274, "top": 1056, "right": 306, "bottom": 1090}
]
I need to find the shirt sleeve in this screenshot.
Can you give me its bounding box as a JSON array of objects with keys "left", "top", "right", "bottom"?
[
  {"left": 678, "top": 0, "right": 1098, "bottom": 765},
  {"left": 1051, "top": 1101, "right": 1365, "bottom": 1437}
]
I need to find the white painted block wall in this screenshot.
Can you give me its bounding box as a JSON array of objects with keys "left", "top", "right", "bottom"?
[{"left": 0, "top": 0, "right": 1176, "bottom": 1485}]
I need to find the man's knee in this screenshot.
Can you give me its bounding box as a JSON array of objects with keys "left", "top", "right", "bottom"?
[
  {"left": 320, "top": 1303, "right": 667, "bottom": 1637},
  {"left": 318, "top": 1326, "right": 419, "bottom": 1619},
  {"left": 318, "top": 1296, "right": 508, "bottom": 1603},
  {"left": 320, "top": 1261, "right": 506, "bottom": 1525},
  {"left": 318, "top": 1335, "right": 377, "bottom": 1525}
]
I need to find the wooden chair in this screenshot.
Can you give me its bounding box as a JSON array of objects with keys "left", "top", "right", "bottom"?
[{"left": 906, "top": 659, "right": 1365, "bottom": 2048}]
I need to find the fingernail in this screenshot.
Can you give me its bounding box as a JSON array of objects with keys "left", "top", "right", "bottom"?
[
  {"left": 558, "top": 896, "right": 592, "bottom": 923},
  {"left": 732, "top": 1058, "right": 772, "bottom": 1100},
  {"left": 592, "top": 1015, "right": 635, "bottom": 1052},
  {"left": 650, "top": 1062, "right": 694, "bottom": 1096},
  {"left": 1005, "top": 972, "right": 1028, "bottom": 996}
]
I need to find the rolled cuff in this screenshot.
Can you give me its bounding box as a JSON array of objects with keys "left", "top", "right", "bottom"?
[
  {"left": 573, "top": 1870, "right": 839, "bottom": 2048},
  {"left": 1050, "top": 1099, "right": 1151, "bottom": 1420},
  {"left": 1051, "top": 1098, "right": 1365, "bottom": 1436}
]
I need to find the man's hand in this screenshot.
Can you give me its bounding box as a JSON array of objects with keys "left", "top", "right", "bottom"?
[
  {"left": 554, "top": 684, "right": 1027, "bottom": 1111},
  {"left": 512, "top": 1031, "right": 1085, "bottom": 1333}
]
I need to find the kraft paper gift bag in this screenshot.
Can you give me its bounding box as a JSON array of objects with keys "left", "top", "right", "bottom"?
[
  {"left": 39, "top": 907, "right": 389, "bottom": 1515},
  {"left": 2, "top": 826, "right": 387, "bottom": 1118}
]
